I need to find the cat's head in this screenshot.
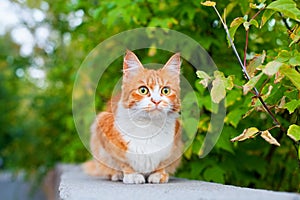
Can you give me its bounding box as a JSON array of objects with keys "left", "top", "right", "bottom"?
[{"left": 121, "top": 50, "right": 181, "bottom": 115}]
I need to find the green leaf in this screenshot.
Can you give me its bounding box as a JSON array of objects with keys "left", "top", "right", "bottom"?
[
  {"left": 231, "top": 127, "right": 260, "bottom": 142},
  {"left": 211, "top": 75, "right": 226, "bottom": 103},
  {"left": 285, "top": 88, "right": 299, "bottom": 100},
  {"left": 224, "top": 75, "right": 234, "bottom": 90},
  {"left": 263, "top": 61, "right": 284, "bottom": 76},
  {"left": 276, "top": 50, "right": 292, "bottom": 62},
  {"left": 287, "top": 124, "right": 300, "bottom": 142},
  {"left": 203, "top": 166, "right": 225, "bottom": 183},
  {"left": 266, "top": 0, "right": 300, "bottom": 22},
  {"left": 184, "top": 145, "right": 193, "bottom": 159},
  {"left": 228, "top": 17, "right": 246, "bottom": 45},
  {"left": 213, "top": 71, "right": 234, "bottom": 90},
  {"left": 238, "top": 0, "right": 250, "bottom": 15},
  {"left": 249, "top": 19, "right": 259, "bottom": 28},
  {"left": 192, "top": 139, "right": 203, "bottom": 155},
  {"left": 260, "top": 9, "right": 275, "bottom": 28},
  {"left": 283, "top": 99, "right": 300, "bottom": 114},
  {"left": 225, "top": 90, "right": 242, "bottom": 107},
  {"left": 190, "top": 161, "right": 205, "bottom": 178},
  {"left": 280, "top": 65, "right": 300, "bottom": 91},
  {"left": 289, "top": 55, "right": 300, "bottom": 66},
  {"left": 243, "top": 19, "right": 259, "bottom": 31},
  {"left": 148, "top": 17, "right": 178, "bottom": 28},
  {"left": 288, "top": 26, "right": 300, "bottom": 46},
  {"left": 93, "top": 7, "right": 104, "bottom": 19},
  {"left": 243, "top": 73, "right": 263, "bottom": 95},
  {"left": 223, "top": 2, "right": 238, "bottom": 17},
  {"left": 230, "top": 17, "right": 246, "bottom": 27},
  {"left": 196, "top": 70, "right": 211, "bottom": 88},
  {"left": 225, "top": 108, "right": 245, "bottom": 128},
  {"left": 215, "top": 129, "right": 235, "bottom": 154}
]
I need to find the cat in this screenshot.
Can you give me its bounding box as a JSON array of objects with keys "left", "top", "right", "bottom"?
[{"left": 83, "top": 50, "right": 182, "bottom": 184}]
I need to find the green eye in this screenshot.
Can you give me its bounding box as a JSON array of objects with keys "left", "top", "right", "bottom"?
[
  {"left": 161, "top": 87, "right": 171, "bottom": 95},
  {"left": 138, "top": 86, "right": 149, "bottom": 95}
]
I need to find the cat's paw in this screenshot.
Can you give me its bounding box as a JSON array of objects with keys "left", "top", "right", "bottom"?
[
  {"left": 148, "top": 172, "right": 169, "bottom": 184},
  {"left": 123, "top": 173, "right": 145, "bottom": 184},
  {"left": 111, "top": 173, "right": 123, "bottom": 181}
]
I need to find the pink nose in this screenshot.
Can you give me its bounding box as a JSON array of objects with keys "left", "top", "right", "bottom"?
[{"left": 151, "top": 98, "right": 161, "bottom": 105}]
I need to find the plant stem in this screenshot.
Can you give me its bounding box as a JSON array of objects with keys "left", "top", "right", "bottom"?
[
  {"left": 243, "top": 30, "right": 249, "bottom": 68},
  {"left": 243, "top": 8, "right": 265, "bottom": 73},
  {"left": 213, "top": 6, "right": 251, "bottom": 80},
  {"left": 279, "top": 12, "right": 292, "bottom": 31},
  {"left": 213, "top": 5, "right": 284, "bottom": 130}
]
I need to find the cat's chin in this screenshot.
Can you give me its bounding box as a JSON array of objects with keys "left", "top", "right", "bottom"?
[
  {"left": 146, "top": 107, "right": 168, "bottom": 115},
  {"left": 146, "top": 108, "right": 179, "bottom": 119}
]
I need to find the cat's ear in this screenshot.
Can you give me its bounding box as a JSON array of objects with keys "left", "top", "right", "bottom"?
[
  {"left": 162, "top": 53, "right": 181, "bottom": 75},
  {"left": 123, "top": 50, "right": 144, "bottom": 78}
]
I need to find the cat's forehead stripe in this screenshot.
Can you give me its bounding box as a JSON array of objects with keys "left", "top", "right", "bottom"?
[{"left": 145, "top": 72, "right": 162, "bottom": 90}]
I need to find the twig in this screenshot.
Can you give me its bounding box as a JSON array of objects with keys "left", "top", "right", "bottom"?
[
  {"left": 243, "top": 8, "right": 265, "bottom": 68},
  {"left": 213, "top": 6, "right": 250, "bottom": 80},
  {"left": 212, "top": 5, "right": 284, "bottom": 131},
  {"left": 259, "top": 77, "right": 270, "bottom": 94},
  {"left": 279, "top": 12, "right": 292, "bottom": 31},
  {"left": 243, "top": 30, "right": 249, "bottom": 68}
]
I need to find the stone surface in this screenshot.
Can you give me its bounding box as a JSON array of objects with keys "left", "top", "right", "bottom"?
[
  {"left": 0, "top": 172, "right": 46, "bottom": 200},
  {"left": 59, "top": 165, "right": 300, "bottom": 200}
]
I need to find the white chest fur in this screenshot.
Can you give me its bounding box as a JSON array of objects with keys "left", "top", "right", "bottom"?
[{"left": 115, "top": 103, "right": 178, "bottom": 173}]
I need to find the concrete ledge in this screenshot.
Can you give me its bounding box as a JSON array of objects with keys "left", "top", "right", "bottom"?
[{"left": 59, "top": 165, "right": 300, "bottom": 200}]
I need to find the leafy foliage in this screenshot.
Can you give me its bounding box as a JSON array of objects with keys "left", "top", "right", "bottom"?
[{"left": 0, "top": 0, "right": 299, "bottom": 192}]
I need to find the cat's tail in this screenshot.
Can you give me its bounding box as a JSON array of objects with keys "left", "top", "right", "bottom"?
[
  {"left": 82, "top": 159, "right": 119, "bottom": 178},
  {"left": 82, "top": 160, "right": 102, "bottom": 176}
]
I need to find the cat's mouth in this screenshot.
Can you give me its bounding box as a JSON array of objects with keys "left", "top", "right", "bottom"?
[{"left": 147, "top": 105, "right": 165, "bottom": 112}]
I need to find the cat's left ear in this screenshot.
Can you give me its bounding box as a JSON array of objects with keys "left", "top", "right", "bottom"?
[{"left": 162, "top": 53, "right": 181, "bottom": 75}]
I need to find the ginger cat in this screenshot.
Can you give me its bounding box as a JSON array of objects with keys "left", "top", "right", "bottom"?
[{"left": 83, "top": 50, "right": 182, "bottom": 184}]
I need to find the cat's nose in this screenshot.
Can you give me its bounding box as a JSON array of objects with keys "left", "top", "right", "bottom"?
[{"left": 151, "top": 98, "right": 161, "bottom": 105}]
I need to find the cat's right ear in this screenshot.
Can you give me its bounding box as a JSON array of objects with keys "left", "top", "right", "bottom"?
[{"left": 123, "top": 50, "right": 143, "bottom": 78}]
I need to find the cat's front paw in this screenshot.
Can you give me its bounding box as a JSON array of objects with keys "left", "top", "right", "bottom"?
[
  {"left": 123, "top": 173, "right": 145, "bottom": 184},
  {"left": 148, "top": 172, "right": 169, "bottom": 184},
  {"left": 111, "top": 173, "right": 123, "bottom": 181}
]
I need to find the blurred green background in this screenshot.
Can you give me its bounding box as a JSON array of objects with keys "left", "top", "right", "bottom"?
[{"left": 0, "top": 0, "right": 299, "bottom": 192}]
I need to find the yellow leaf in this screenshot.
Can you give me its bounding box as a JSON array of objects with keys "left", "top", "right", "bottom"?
[
  {"left": 230, "top": 127, "right": 259, "bottom": 142},
  {"left": 201, "top": 1, "right": 216, "bottom": 7},
  {"left": 246, "top": 51, "right": 266, "bottom": 78},
  {"left": 211, "top": 76, "right": 226, "bottom": 103},
  {"left": 260, "top": 130, "right": 280, "bottom": 146},
  {"left": 243, "top": 73, "right": 263, "bottom": 95},
  {"left": 230, "top": 17, "right": 245, "bottom": 27},
  {"left": 263, "top": 61, "right": 284, "bottom": 76},
  {"left": 287, "top": 124, "right": 300, "bottom": 142}
]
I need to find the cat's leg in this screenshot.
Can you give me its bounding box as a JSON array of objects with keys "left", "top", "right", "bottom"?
[
  {"left": 83, "top": 159, "right": 123, "bottom": 182},
  {"left": 148, "top": 168, "right": 169, "bottom": 184},
  {"left": 121, "top": 166, "right": 145, "bottom": 184},
  {"left": 123, "top": 173, "right": 145, "bottom": 184},
  {"left": 110, "top": 172, "right": 123, "bottom": 181}
]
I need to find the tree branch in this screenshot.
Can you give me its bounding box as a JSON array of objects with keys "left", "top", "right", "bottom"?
[
  {"left": 243, "top": 8, "right": 265, "bottom": 68},
  {"left": 212, "top": 5, "right": 285, "bottom": 132}
]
